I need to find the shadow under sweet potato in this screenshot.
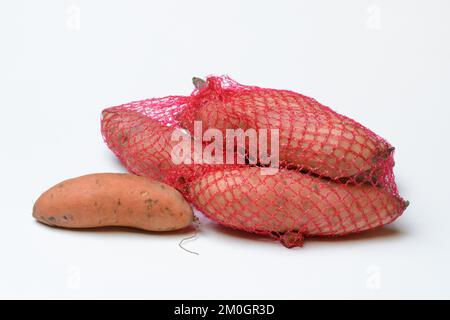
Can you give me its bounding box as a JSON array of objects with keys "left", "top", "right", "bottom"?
[
  {"left": 34, "top": 220, "right": 197, "bottom": 237},
  {"left": 307, "top": 226, "right": 405, "bottom": 244},
  {"left": 208, "top": 221, "right": 405, "bottom": 247}
]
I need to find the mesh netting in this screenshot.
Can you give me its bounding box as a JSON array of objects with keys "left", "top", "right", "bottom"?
[{"left": 101, "top": 75, "right": 408, "bottom": 247}]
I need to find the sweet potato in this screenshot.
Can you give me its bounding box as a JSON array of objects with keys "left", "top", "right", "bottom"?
[
  {"left": 101, "top": 108, "right": 235, "bottom": 190},
  {"left": 181, "top": 76, "right": 392, "bottom": 179},
  {"left": 101, "top": 108, "right": 196, "bottom": 181},
  {"left": 189, "top": 167, "right": 407, "bottom": 236},
  {"left": 33, "top": 173, "right": 193, "bottom": 231}
]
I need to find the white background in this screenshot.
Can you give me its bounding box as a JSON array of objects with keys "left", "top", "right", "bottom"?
[{"left": 1, "top": 0, "right": 449, "bottom": 299}]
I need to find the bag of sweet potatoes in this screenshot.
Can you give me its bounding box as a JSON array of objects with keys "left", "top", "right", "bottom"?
[{"left": 101, "top": 75, "right": 408, "bottom": 247}]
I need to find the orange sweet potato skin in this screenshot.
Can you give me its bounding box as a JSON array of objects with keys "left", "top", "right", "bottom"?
[
  {"left": 189, "top": 167, "right": 407, "bottom": 236},
  {"left": 180, "top": 80, "right": 392, "bottom": 179},
  {"left": 33, "top": 173, "right": 193, "bottom": 231}
]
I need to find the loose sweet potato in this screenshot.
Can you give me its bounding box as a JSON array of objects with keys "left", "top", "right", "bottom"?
[{"left": 33, "top": 173, "right": 193, "bottom": 231}]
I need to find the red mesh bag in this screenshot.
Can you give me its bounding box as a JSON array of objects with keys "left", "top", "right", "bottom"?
[{"left": 101, "top": 75, "right": 408, "bottom": 247}]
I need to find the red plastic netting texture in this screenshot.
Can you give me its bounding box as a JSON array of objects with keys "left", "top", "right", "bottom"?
[{"left": 101, "top": 75, "right": 408, "bottom": 247}]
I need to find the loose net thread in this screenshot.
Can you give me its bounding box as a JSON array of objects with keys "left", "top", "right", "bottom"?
[{"left": 101, "top": 75, "right": 408, "bottom": 247}]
